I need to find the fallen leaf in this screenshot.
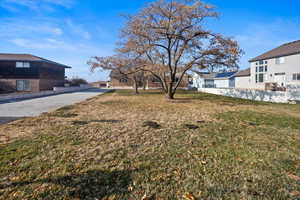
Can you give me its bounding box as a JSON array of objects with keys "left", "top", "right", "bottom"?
[
  {"left": 128, "top": 186, "right": 133, "bottom": 191},
  {"left": 288, "top": 173, "right": 300, "bottom": 181},
  {"left": 183, "top": 192, "right": 196, "bottom": 200},
  {"left": 290, "top": 191, "right": 300, "bottom": 197},
  {"left": 142, "top": 194, "right": 153, "bottom": 200}
]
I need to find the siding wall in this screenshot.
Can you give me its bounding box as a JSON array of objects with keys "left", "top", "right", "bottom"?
[
  {"left": 40, "top": 62, "right": 65, "bottom": 80},
  {"left": 250, "top": 54, "right": 300, "bottom": 89},
  {"left": 235, "top": 76, "right": 251, "bottom": 89},
  {"left": 0, "top": 79, "right": 40, "bottom": 92},
  {"left": 0, "top": 61, "right": 40, "bottom": 79},
  {"left": 0, "top": 60, "right": 67, "bottom": 92},
  {"left": 39, "top": 79, "right": 65, "bottom": 91},
  {"left": 110, "top": 78, "right": 134, "bottom": 88},
  {"left": 215, "top": 79, "right": 229, "bottom": 88}
]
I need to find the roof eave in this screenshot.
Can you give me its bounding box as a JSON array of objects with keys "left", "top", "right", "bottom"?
[
  {"left": 235, "top": 75, "right": 250, "bottom": 77},
  {"left": 249, "top": 51, "right": 300, "bottom": 62},
  {"left": 0, "top": 59, "right": 71, "bottom": 68}
]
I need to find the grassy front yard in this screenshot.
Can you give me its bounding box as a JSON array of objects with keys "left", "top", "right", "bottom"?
[{"left": 0, "top": 90, "right": 300, "bottom": 199}]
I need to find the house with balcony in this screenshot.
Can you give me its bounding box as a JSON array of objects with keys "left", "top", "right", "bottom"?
[{"left": 249, "top": 40, "right": 300, "bottom": 90}]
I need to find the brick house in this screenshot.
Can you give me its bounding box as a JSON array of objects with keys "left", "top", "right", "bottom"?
[
  {"left": 109, "top": 70, "right": 190, "bottom": 89},
  {"left": 0, "top": 54, "right": 71, "bottom": 92}
]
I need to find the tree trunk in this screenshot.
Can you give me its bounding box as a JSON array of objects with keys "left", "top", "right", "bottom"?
[
  {"left": 166, "top": 83, "right": 175, "bottom": 99},
  {"left": 133, "top": 78, "right": 139, "bottom": 94},
  {"left": 143, "top": 78, "right": 147, "bottom": 90}
]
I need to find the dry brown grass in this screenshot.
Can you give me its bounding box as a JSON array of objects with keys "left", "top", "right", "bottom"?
[{"left": 0, "top": 90, "right": 299, "bottom": 199}]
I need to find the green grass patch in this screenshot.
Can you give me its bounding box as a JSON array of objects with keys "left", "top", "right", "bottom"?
[{"left": 218, "top": 110, "right": 300, "bottom": 130}]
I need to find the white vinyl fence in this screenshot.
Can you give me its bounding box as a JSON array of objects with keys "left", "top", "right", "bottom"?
[{"left": 198, "top": 85, "right": 300, "bottom": 103}]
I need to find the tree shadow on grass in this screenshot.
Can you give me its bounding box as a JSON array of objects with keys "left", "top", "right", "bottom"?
[{"left": 0, "top": 169, "right": 135, "bottom": 199}]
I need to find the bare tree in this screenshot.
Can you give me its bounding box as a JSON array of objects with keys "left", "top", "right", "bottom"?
[
  {"left": 88, "top": 55, "right": 145, "bottom": 94},
  {"left": 118, "top": 0, "right": 243, "bottom": 99}
]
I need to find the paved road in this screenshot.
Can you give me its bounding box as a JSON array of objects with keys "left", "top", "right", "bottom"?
[{"left": 0, "top": 88, "right": 107, "bottom": 124}]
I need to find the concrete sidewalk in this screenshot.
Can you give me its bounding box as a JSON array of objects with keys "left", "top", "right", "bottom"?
[{"left": 0, "top": 88, "right": 108, "bottom": 124}]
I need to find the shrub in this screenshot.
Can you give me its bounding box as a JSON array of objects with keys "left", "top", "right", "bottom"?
[{"left": 68, "top": 78, "right": 88, "bottom": 86}]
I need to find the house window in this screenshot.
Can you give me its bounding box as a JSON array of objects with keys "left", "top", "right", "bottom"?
[
  {"left": 16, "top": 80, "right": 30, "bottom": 91},
  {"left": 256, "top": 67, "right": 258, "bottom": 72},
  {"left": 259, "top": 66, "right": 264, "bottom": 72},
  {"left": 255, "top": 74, "right": 258, "bottom": 83},
  {"left": 119, "top": 78, "right": 128, "bottom": 83},
  {"left": 265, "top": 61, "right": 268, "bottom": 64},
  {"left": 259, "top": 60, "right": 264, "bottom": 65},
  {"left": 16, "top": 62, "right": 30, "bottom": 68},
  {"left": 293, "top": 74, "right": 300, "bottom": 81},
  {"left": 258, "top": 74, "right": 264, "bottom": 83},
  {"left": 275, "top": 57, "right": 285, "bottom": 64},
  {"left": 265, "top": 66, "right": 268, "bottom": 72}
]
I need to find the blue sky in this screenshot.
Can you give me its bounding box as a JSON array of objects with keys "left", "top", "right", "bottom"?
[{"left": 1, "top": 0, "right": 300, "bottom": 81}]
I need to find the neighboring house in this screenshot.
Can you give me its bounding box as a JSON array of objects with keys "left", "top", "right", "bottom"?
[
  {"left": 249, "top": 40, "right": 300, "bottom": 90},
  {"left": 109, "top": 70, "right": 141, "bottom": 89},
  {"left": 90, "top": 81, "right": 109, "bottom": 88},
  {"left": 214, "top": 72, "right": 237, "bottom": 88},
  {"left": 191, "top": 71, "right": 237, "bottom": 89},
  {"left": 190, "top": 72, "right": 216, "bottom": 89},
  {"left": 234, "top": 68, "right": 251, "bottom": 89},
  {"left": 0, "top": 54, "right": 71, "bottom": 92},
  {"left": 109, "top": 70, "right": 190, "bottom": 89}
]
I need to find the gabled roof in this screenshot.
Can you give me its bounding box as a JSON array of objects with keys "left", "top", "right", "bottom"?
[
  {"left": 214, "top": 71, "right": 237, "bottom": 79},
  {"left": 235, "top": 68, "right": 250, "bottom": 77},
  {"left": 249, "top": 40, "right": 300, "bottom": 62},
  {"left": 193, "top": 71, "right": 217, "bottom": 79},
  {"left": 0, "top": 53, "right": 71, "bottom": 68}
]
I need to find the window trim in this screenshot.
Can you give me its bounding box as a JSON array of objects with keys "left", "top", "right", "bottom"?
[
  {"left": 275, "top": 57, "right": 285, "bottom": 64},
  {"left": 16, "top": 62, "right": 30, "bottom": 68},
  {"left": 258, "top": 73, "right": 264, "bottom": 83},
  {"left": 293, "top": 73, "right": 300, "bottom": 81},
  {"left": 119, "top": 78, "right": 128, "bottom": 83},
  {"left": 16, "top": 80, "right": 30, "bottom": 91}
]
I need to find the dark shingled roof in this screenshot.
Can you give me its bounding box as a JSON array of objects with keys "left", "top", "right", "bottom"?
[
  {"left": 235, "top": 68, "right": 250, "bottom": 77},
  {"left": 0, "top": 53, "right": 71, "bottom": 68},
  {"left": 249, "top": 40, "right": 300, "bottom": 62}
]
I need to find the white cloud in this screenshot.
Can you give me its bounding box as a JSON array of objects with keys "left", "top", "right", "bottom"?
[
  {"left": 10, "top": 38, "right": 76, "bottom": 50},
  {"left": 9, "top": 37, "right": 111, "bottom": 54},
  {"left": 66, "top": 19, "right": 91, "bottom": 40},
  {"left": 1, "top": 0, "right": 75, "bottom": 11},
  {"left": 0, "top": 18, "right": 64, "bottom": 38},
  {"left": 52, "top": 28, "right": 64, "bottom": 36}
]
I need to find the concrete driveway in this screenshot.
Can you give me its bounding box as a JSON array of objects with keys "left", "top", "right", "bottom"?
[{"left": 0, "top": 88, "right": 108, "bottom": 124}]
